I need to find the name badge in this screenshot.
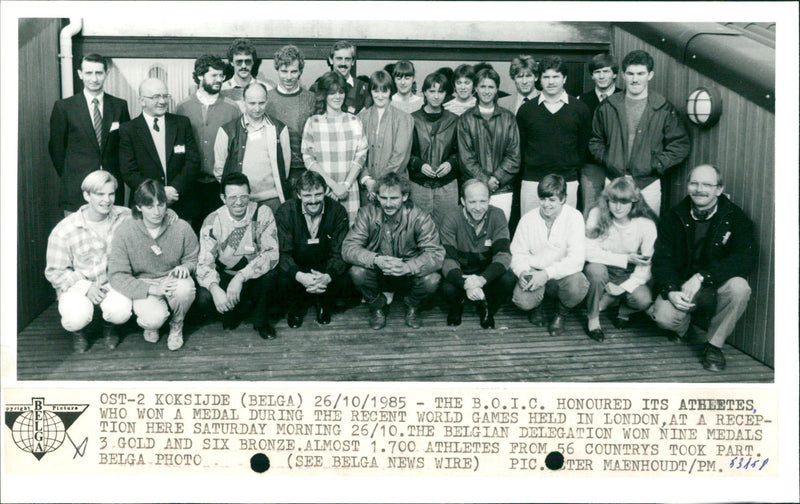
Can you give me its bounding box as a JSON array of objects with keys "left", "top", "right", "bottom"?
[
  {"left": 109, "top": 121, "right": 120, "bottom": 132},
  {"left": 151, "top": 245, "right": 162, "bottom": 256},
  {"left": 243, "top": 245, "right": 255, "bottom": 253},
  {"left": 174, "top": 144, "right": 186, "bottom": 154},
  {"left": 307, "top": 238, "right": 320, "bottom": 245},
  {"left": 347, "top": 106, "right": 356, "bottom": 114},
  {"left": 721, "top": 231, "right": 731, "bottom": 245},
  {"left": 484, "top": 239, "right": 493, "bottom": 247}
]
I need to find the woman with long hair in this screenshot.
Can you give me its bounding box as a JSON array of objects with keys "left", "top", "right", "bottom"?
[
  {"left": 108, "top": 179, "right": 198, "bottom": 351},
  {"left": 583, "top": 176, "right": 657, "bottom": 342},
  {"left": 357, "top": 70, "right": 413, "bottom": 204},
  {"left": 302, "top": 71, "right": 368, "bottom": 223}
]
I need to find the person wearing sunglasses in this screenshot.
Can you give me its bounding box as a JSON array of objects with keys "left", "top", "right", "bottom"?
[
  {"left": 221, "top": 38, "right": 274, "bottom": 110},
  {"left": 649, "top": 164, "right": 756, "bottom": 372}
]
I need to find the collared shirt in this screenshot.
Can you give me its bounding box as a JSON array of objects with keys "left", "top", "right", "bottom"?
[
  {"left": 514, "top": 90, "right": 539, "bottom": 114},
  {"left": 45, "top": 205, "right": 131, "bottom": 296},
  {"left": 379, "top": 211, "right": 403, "bottom": 257},
  {"left": 221, "top": 77, "right": 274, "bottom": 113},
  {"left": 345, "top": 74, "right": 355, "bottom": 87},
  {"left": 142, "top": 111, "right": 167, "bottom": 172},
  {"left": 595, "top": 86, "right": 616, "bottom": 102},
  {"left": 538, "top": 90, "right": 569, "bottom": 114},
  {"left": 84, "top": 89, "right": 104, "bottom": 120},
  {"left": 302, "top": 201, "right": 326, "bottom": 239},
  {"left": 462, "top": 207, "right": 487, "bottom": 236}
]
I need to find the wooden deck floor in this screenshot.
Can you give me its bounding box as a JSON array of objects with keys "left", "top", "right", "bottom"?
[{"left": 16, "top": 301, "right": 773, "bottom": 382}]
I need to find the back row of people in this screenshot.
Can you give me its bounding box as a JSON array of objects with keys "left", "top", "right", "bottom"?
[{"left": 47, "top": 165, "right": 756, "bottom": 373}]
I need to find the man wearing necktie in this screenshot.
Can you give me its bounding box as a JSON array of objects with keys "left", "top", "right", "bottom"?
[
  {"left": 49, "top": 54, "right": 130, "bottom": 215},
  {"left": 119, "top": 78, "right": 200, "bottom": 221}
]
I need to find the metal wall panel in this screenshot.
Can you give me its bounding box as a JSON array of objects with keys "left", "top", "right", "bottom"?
[
  {"left": 614, "top": 28, "right": 775, "bottom": 367},
  {"left": 18, "top": 18, "right": 62, "bottom": 330}
]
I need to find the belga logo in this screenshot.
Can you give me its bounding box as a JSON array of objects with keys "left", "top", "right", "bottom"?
[{"left": 5, "top": 397, "right": 88, "bottom": 460}]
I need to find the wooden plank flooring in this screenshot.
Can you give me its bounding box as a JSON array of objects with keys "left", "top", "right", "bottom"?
[{"left": 16, "top": 301, "right": 773, "bottom": 382}]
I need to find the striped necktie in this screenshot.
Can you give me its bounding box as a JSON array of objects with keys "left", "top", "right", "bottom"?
[{"left": 92, "top": 98, "right": 103, "bottom": 148}]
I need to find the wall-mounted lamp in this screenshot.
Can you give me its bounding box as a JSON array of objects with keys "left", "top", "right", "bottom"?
[{"left": 686, "top": 87, "right": 723, "bottom": 128}]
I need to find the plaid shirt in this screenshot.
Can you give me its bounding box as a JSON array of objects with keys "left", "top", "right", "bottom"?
[
  {"left": 301, "top": 113, "right": 367, "bottom": 223},
  {"left": 45, "top": 205, "right": 131, "bottom": 297}
]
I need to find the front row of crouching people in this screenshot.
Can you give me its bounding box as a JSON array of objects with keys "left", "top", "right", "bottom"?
[{"left": 46, "top": 164, "right": 755, "bottom": 372}]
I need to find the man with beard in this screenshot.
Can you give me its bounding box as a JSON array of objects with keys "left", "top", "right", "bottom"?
[
  {"left": 49, "top": 54, "right": 130, "bottom": 214},
  {"left": 275, "top": 170, "right": 350, "bottom": 328},
  {"left": 45, "top": 171, "right": 132, "bottom": 352},
  {"left": 214, "top": 82, "right": 292, "bottom": 214},
  {"left": 221, "top": 38, "right": 274, "bottom": 112},
  {"left": 266, "top": 45, "right": 316, "bottom": 187},
  {"left": 177, "top": 55, "right": 241, "bottom": 231},
  {"left": 195, "top": 172, "right": 280, "bottom": 340},
  {"left": 439, "top": 179, "right": 517, "bottom": 329},
  {"left": 342, "top": 173, "right": 444, "bottom": 330},
  {"left": 649, "top": 164, "right": 756, "bottom": 372}
]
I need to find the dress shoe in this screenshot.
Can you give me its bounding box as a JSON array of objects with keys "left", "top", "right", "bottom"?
[
  {"left": 167, "top": 323, "right": 184, "bottom": 351},
  {"left": 287, "top": 311, "right": 304, "bottom": 328},
  {"left": 405, "top": 306, "right": 421, "bottom": 329},
  {"left": 702, "top": 342, "right": 726, "bottom": 371},
  {"left": 611, "top": 315, "right": 630, "bottom": 329},
  {"left": 478, "top": 301, "right": 494, "bottom": 329},
  {"left": 528, "top": 307, "right": 546, "bottom": 326},
  {"left": 446, "top": 303, "right": 463, "bottom": 326},
  {"left": 258, "top": 323, "right": 277, "bottom": 340},
  {"left": 587, "top": 328, "right": 605, "bottom": 342},
  {"left": 102, "top": 324, "right": 119, "bottom": 350},
  {"left": 548, "top": 314, "right": 566, "bottom": 336},
  {"left": 369, "top": 307, "right": 386, "bottom": 330},
  {"left": 143, "top": 329, "right": 159, "bottom": 344},
  {"left": 316, "top": 305, "right": 332, "bottom": 325},
  {"left": 73, "top": 331, "right": 89, "bottom": 353}
]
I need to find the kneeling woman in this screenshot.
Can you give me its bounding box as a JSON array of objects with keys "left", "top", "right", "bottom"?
[
  {"left": 584, "top": 176, "right": 657, "bottom": 341},
  {"left": 109, "top": 180, "right": 199, "bottom": 350}
]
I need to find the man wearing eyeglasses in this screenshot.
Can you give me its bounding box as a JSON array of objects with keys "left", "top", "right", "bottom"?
[
  {"left": 195, "top": 172, "right": 280, "bottom": 340},
  {"left": 649, "top": 164, "right": 756, "bottom": 372},
  {"left": 177, "top": 55, "right": 242, "bottom": 232},
  {"left": 119, "top": 78, "right": 200, "bottom": 221},
  {"left": 221, "top": 38, "right": 274, "bottom": 112}
]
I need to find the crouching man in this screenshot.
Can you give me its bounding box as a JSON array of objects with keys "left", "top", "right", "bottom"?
[
  {"left": 195, "top": 173, "right": 280, "bottom": 340},
  {"left": 649, "top": 164, "right": 756, "bottom": 371},
  {"left": 275, "top": 170, "right": 351, "bottom": 328},
  {"left": 342, "top": 173, "right": 444, "bottom": 329},
  {"left": 45, "top": 171, "right": 132, "bottom": 352},
  {"left": 510, "top": 174, "right": 589, "bottom": 335},
  {"left": 439, "top": 179, "right": 516, "bottom": 329}
]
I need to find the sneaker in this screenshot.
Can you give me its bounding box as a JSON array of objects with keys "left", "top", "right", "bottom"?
[
  {"left": 167, "top": 323, "right": 184, "bottom": 351},
  {"left": 73, "top": 331, "right": 89, "bottom": 353},
  {"left": 143, "top": 329, "right": 159, "bottom": 343},
  {"left": 702, "top": 343, "right": 726, "bottom": 371}
]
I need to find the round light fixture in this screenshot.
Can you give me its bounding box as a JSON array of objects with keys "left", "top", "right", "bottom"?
[{"left": 686, "top": 87, "right": 722, "bottom": 128}]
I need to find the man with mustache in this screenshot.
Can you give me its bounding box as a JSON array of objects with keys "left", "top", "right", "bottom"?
[
  {"left": 321, "top": 40, "right": 372, "bottom": 115},
  {"left": 221, "top": 38, "right": 274, "bottom": 112},
  {"left": 176, "top": 55, "right": 242, "bottom": 231},
  {"left": 342, "top": 173, "right": 444, "bottom": 330},
  {"left": 589, "top": 50, "right": 690, "bottom": 216},
  {"left": 195, "top": 172, "right": 280, "bottom": 340},
  {"left": 649, "top": 164, "right": 756, "bottom": 372},
  {"left": 274, "top": 170, "right": 351, "bottom": 328}
]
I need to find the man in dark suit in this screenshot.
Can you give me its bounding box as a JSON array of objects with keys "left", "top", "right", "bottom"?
[
  {"left": 119, "top": 78, "right": 200, "bottom": 221},
  {"left": 49, "top": 53, "right": 131, "bottom": 214},
  {"left": 577, "top": 53, "right": 623, "bottom": 216}
]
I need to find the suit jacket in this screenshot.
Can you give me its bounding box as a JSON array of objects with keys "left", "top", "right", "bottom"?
[
  {"left": 49, "top": 92, "right": 130, "bottom": 211},
  {"left": 118, "top": 113, "right": 201, "bottom": 219},
  {"left": 345, "top": 79, "right": 372, "bottom": 115},
  {"left": 578, "top": 87, "right": 623, "bottom": 117}
]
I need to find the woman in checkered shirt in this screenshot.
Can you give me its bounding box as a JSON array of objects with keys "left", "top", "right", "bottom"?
[{"left": 301, "top": 71, "right": 368, "bottom": 224}]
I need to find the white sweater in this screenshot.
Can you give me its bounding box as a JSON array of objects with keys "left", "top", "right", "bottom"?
[
  {"left": 585, "top": 208, "right": 657, "bottom": 292},
  {"left": 510, "top": 204, "right": 585, "bottom": 281}
]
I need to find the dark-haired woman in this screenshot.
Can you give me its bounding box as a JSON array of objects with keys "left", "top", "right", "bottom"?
[
  {"left": 357, "top": 70, "right": 413, "bottom": 204},
  {"left": 108, "top": 179, "right": 198, "bottom": 351},
  {"left": 302, "top": 71, "right": 368, "bottom": 224},
  {"left": 408, "top": 71, "right": 460, "bottom": 228},
  {"left": 583, "top": 176, "right": 657, "bottom": 341},
  {"left": 443, "top": 64, "right": 477, "bottom": 116}
]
